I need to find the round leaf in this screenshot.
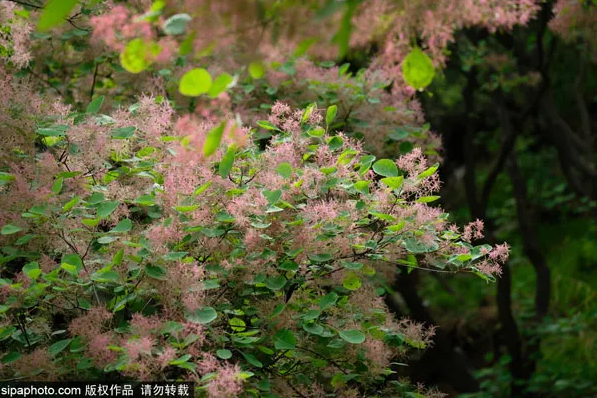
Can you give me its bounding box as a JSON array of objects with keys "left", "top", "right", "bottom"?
[
  {"left": 372, "top": 159, "right": 398, "bottom": 177},
  {"left": 339, "top": 329, "right": 366, "bottom": 344},
  {"left": 187, "top": 306, "right": 217, "bottom": 324},
  {"left": 249, "top": 61, "right": 265, "bottom": 79},
  {"left": 179, "top": 68, "right": 212, "bottom": 97},
  {"left": 163, "top": 13, "right": 192, "bottom": 35},
  {"left": 120, "top": 39, "right": 160, "bottom": 74},
  {"left": 342, "top": 271, "right": 361, "bottom": 291},
  {"left": 402, "top": 47, "right": 435, "bottom": 90},
  {"left": 274, "top": 329, "right": 297, "bottom": 350},
  {"left": 37, "top": 0, "right": 78, "bottom": 32},
  {"left": 208, "top": 73, "right": 235, "bottom": 98},
  {"left": 216, "top": 349, "right": 232, "bottom": 359}
]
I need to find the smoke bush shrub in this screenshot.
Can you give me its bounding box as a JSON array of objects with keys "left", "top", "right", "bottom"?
[
  {"left": 0, "top": 0, "right": 523, "bottom": 396},
  {"left": 0, "top": 82, "right": 506, "bottom": 395}
]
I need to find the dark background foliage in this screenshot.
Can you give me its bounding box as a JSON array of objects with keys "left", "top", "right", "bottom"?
[{"left": 393, "top": 2, "right": 597, "bottom": 396}]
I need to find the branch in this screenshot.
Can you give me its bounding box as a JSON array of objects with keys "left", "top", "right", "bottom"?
[
  {"left": 6, "top": 0, "right": 90, "bottom": 31},
  {"left": 480, "top": 127, "right": 518, "bottom": 210},
  {"left": 575, "top": 51, "right": 592, "bottom": 142},
  {"left": 5, "top": 0, "right": 42, "bottom": 10}
]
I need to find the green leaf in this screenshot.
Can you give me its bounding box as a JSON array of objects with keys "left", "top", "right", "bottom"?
[
  {"left": 1, "top": 352, "right": 22, "bottom": 365},
  {"left": 402, "top": 47, "right": 435, "bottom": 90},
  {"left": 372, "top": 159, "right": 398, "bottom": 177},
  {"left": 389, "top": 127, "right": 410, "bottom": 141},
  {"left": 229, "top": 318, "right": 246, "bottom": 332},
  {"left": 354, "top": 181, "right": 369, "bottom": 195},
  {"left": 145, "top": 264, "right": 167, "bottom": 279},
  {"left": 265, "top": 276, "right": 286, "bottom": 290},
  {"left": 380, "top": 176, "right": 404, "bottom": 189},
  {"left": 416, "top": 196, "right": 441, "bottom": 203},
  {"left": 23, "top": 262, "right": 41, "bottom": 279},
  {"left": 256, "top": 379, "right": 270, "bottom": 392},
  {"left": 309, "top": 253, "right": 333, "bottom": 263},
  {"left": 308, "top": 127, "right": 325, "bottom": 137},
  {"left": 249, "top": 61, "right": 265, "bottom": 79},
  {"left": 111, "top": 126, "right": 136, "bottom": 139},
  {"left": 61, "top": 254, "right": 82, "bottom": 275},
  {"left": 270, "top": 303, "right": 285, "bottom": 318},
  {"left": 110, "top": 219, "right": 132, "bottom": 233},
  {"left": 15, "top": 234, "right": 37, "bottom": 246},
  {"left": 37, "top": 0, "right": 78, "bottom": 32},
  {"left": 339, "top": 329, "right": 365, "bottom": 344},
  {"left": 216, "top": 349, "right": 232, "bottom": 359},
  {"left": 50, "top": 177, "right": 63, "bottom": 195},
  {"left": 112, "top": 248, "right": 124, "bottom": 265},
  {"left": 203, "top": 122, "right": 225, "bottom": 157},
  {"left": 278, "top": 260, "right": 298, "bottom": 272},
  {"left": 187, "top": 306, "right": 217, "bottom": 324},
  {"left": 242, "top": 352, "right": 263, "bottom": 368},
  {"left": 302, "top": 309, "right": 321, "bottom": 321},
  {"left": 120, "top": 38, "right": 160, "bottom": 74},
  {"left": 91, "top": 270, "right": 120, "bottom": 282},
  {"left": 179, "top": 68, "right": 212, "bottom": 97},
  {"left": 257, "top": 120, "right": 278, "bottom": 131},
  {"left": 175, "top": 205, "right": 199, "bottom": 212},
  {"left": 162, "top": 13, "right": 192, "bottom": 35},
  {"left": 340, "top": 261, "right": 363, "bottom": 270},
  {"left": 403, "top": 237, "right": 438, "bottom": 253},
  {"left": 87, "top": 192, "right": 106, "bottom": 204},
  {"left": 82, "top": 218, "right": 100, "bottom": 227},
  {"left": 86, "top": 95, "right": 105, "bottom": 114},
  {"left": 301, "top": 103, "right": 316, "bottom": 124},
  {"left": 342, "top": 271, "right": 361, "bottom": 291},
  {"left": 274, "top": 329, "right": 297, "bottom": 350},
  {"left": 277, "top": 163, "right": 292, "bottom": 179},
  {"left": 333, "top": 0, "right": 357, "bottom": 58},
  {"left": 0, "top": 172, "right": 15, "bottom": 186},
  {"left": 318, "top": 292, "right": 339, "bottom": 310},
  {"left": 208, "top": 72, "right": 235, "bottom": 98},
  {"left": 327, "top": 136, "right": 344, "bottom": 150},
  {"left": 62, "top": 196, "right": 80, "bottom": 212},
  {"left": 193, "top": 181, "right": 212, "bottom": 196},
  {"left": 37, "top": 125, "right": 68, "bottom": 137},
  {"left": 417, "top": 163, "right": 439, "bottom": 179},
  {"left": 400, "top": 141, "right": 414, "bottom": 154},
  {"left": 1, "top": 224, "right": 23, "bottom": 235},
  {"left": 97, "top": 235, "right": 118, "bottom": 244},
  {"left": 263, "top": 189, "right": 282, "bottom": 204},
  {"left": 303, "top": 322, "right": 324, "bottom": 335},
  {"left": 219, "top": 147, "right": 236, "bottom": 178},
  {"left": 169, "top": 354, "right": 192, "bottom": 365},
  {"left": 97, "top": 201, "right": 119, "bottom": 218},
  {"left": 326, "top": 105, "right": 338, "bottom": 127},
  {"left": 325, "top": 105, "right": 338, "bottom": 127},
  {"left": 49, "top": 338, "right": 72, "bottom": 356}
]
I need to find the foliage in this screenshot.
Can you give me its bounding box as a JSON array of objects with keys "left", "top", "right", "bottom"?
[
  {"left": 3, "top": 0, "right": 589, "bottom": 397},
  {"left": 0, "top": 76, "right": 508, "bottom": 394}
]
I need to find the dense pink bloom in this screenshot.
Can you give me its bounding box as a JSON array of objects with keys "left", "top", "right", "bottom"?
[
  {"left": 125, "top": 336, "right": 155, "bottom": 360},
  {"left": 89, "top": 333, "right": 119, "bottom": 368},
  {"left": 206, "top": 364, "right": 244, "bottom": 398},
  {"left": 490, "top": 243, "right": 511, "bottom": 263},
  {"left": 68, "top": 307, "right": 112, "bottom": 340},
  {"left": 463, "top": 219, "right": 485, "bottom": 242}
]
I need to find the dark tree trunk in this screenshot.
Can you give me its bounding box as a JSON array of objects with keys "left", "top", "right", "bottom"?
[{"left": 388, "top": 272, "right": 481, "bottom": 393}]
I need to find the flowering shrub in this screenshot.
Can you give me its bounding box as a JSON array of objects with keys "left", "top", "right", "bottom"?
[
  {"left": 0, "top": 0, "right": 527, "bottom": 396},
  {"left": 0, "top": 76, "right": 508, "bottom": 396}
]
